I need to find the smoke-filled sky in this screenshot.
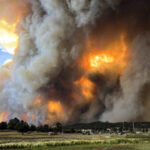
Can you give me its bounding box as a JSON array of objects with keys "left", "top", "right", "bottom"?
[{"left": 0, "top": 0, "right": 150, "bottom": 125}]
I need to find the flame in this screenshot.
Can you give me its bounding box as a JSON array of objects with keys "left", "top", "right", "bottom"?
[
  {"left": 0, "top": 0, "right": 29, "bottom": 54},
  {"left": 23, "top": 113, "right": 28, "bottom": 121},
  {"left": 48, "top": 101, "right": 64, "bottom": 115},
  {"left": 0, "top": 20, "right": 18, "bottom": 54},
  {"left": 0, "top": 112, "right": 8, "bottom": 122},
  {"left": 90, "top": 54, "right": 114, "bottom": 67},
  {"left": 73, "top": 34, "right": 127, "bottom": 103},
  {"left": 47, "top": 101, "right": 66, "bottom": 123},
  {"left": 74, "top": 77, "right": 95, "bottom": 100},
  {"left": 81, "top": 34, "right": 127, "bottom": 74}
]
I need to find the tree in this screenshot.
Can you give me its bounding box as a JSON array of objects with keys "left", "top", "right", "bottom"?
[
  {"left": 43, "top": 124, "right": 49, "bottom": 132},
  {"left": 8, "top": 118, "right": 20, "bottom": 130},
  {"left": 16, "top": 120, "right": 29, "bottom": 135},
  {"left": 119, "top": 127, "right": 123, "bottom": 133},
  {"left": 55, "top": 122, "right": 62, "bottom": 133},
  {"left": 30, "top": 124, "right": 36, "bottom": 131},
  {"left": 0, "top": 122, "right": 7, "bottom": 130},
  {"left": 145, "top": 128, "right": 148, "bottom": 132},
  {"left": 37, "top": 125, "right": 44, "bottom": 132}
]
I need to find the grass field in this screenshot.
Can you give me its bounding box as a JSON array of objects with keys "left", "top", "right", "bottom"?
[{"left": 0, "top": 131, "right": 150, "bottom": 149}]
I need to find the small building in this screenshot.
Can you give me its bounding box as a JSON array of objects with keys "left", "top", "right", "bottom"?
[
  {"left": 48, "top": 132, "right": 57, "bottom": 136},
  {"left": 81, "top": 129, "right": 93, "bottom": 135}
]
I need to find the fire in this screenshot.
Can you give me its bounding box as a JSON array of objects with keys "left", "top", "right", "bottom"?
[
  {"left": 47, "top": 101, "right": 66, "bottom": 123},
  {"left": 0, "top": 112, "right": 8, "bottom": 122},
  {"left": 81, "top": 34, "right": 127, "bottom": 74},
  {"left": 0, "top": 20, "right": 18, "bottom": 54},
  {"left": 73, "top": 34, "right": 127, "bottom": 103},
  {"left": 0, "top": 0, "right": 29, "bottom": 54},
  {"left": 74, "top": 77, "right": 95, "bottom": 100},
  {"left": 23, "top": 113, "right": 28, "bottom": 121},
  {"left": 90, "top": 54, "right": 114, "bottom": 68},
  {"left": 48, "top": 101, "right": 64, "bottom": 115}
]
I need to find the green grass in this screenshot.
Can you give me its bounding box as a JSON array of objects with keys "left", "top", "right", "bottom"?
[
  {"left": 0, "top": 131, "right": 150, "bottom": 149},
  {"left": 24, "top": 144, "right": 136, "bottom": 150},
  {"left": 14, "top": 144, "right": 150, "bottom": 150}
]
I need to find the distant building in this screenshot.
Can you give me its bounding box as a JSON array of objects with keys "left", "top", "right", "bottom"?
[
  {"left": 48, "top": 132, "right": 57, "bottom": 135},
  {"left": 81, "top": 129, "right": 93, "bottom": 135}
]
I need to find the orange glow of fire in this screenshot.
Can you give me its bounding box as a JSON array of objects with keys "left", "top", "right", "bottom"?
[
  {"left": 81, "top": 34, "right": 127, "bottom": 74},
  {"left": 34, "top": 97, "right": 42, "bottom": 106},
  {"left": 74, "top": 77, "right": 95, "bottom": 100},
  {"left": 0, "top": 112, "right": 8, "bottom": 122},
  {"left": 47, "top": 101, "right": 66, "bottom": 123},
  {"left": 0, "top": 20, "right": 18, "bottom": 54},
  {"left": 48, "top": 101, "right": 64, "bottom": 115},
  {"left": 23, "top": 113, "right": 28, "bottom": 121},
  {"left": 90, "top": 54, "right": 114, "bottom": 67},
  {"left": 31, "top": 114, "right": 36, "bottom": 121}
]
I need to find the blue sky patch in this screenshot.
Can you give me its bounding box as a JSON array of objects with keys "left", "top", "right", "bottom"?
[{"left": 0, "top": 49, "right": 12, "bottom": 66}]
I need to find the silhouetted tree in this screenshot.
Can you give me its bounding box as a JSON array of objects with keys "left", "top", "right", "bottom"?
[
  {"left": 0, "top": 122, "right": 7, "bottom": 130},
  {"left": 30, "top": 124, "right": 36, "bottom": 131},
  {"left": 55, "top": 122, "right": 62, "bottom": 133},
  {"left": 119, "top": 127, "right": 123, "bottom": 133},
  {"left": 37, "top": 125, "right": 44, "bottom": 132},
  {"left": 8, "top": 118, "right": 20, "bottom": 130},
  {"left": 16, "top": 120, "right": 29, "bottom": 135},
  {"left": 43, "top": 124, "right": 49, "bottom": 132}
]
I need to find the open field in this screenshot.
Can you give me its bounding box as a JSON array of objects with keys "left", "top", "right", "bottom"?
[{"left": 0, "top": 131, "right": 150, "bottom": 149}]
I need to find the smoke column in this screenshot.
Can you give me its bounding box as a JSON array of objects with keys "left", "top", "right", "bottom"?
[{"left": 0, "top": 0, "right": 150, "bottom": 125}]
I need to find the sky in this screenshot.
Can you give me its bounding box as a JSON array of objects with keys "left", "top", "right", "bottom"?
[{"left": 0, "top": 49, "right": 12, "bottom": 66}]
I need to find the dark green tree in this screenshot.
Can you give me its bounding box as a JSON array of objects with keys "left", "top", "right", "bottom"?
[
  {"left": 30, "top": 124, "right": 36, "bottom": 131},
  {"left": 8, "top": 118, "right": 20, "bottom": 130},
  {"left": 55, "top": 122, "right": 62, "bottom": 133},
  {"left": 0, "top": 122, "right": 7, "bottom": 130},
  {"left": 16, "top": 120, "right": 29, "bottom": 135},
  {"left": 43, "top": 124, "right": 49, "bottom": 132},
  {"left": 119, "top": 127, "right": 123, "bottom": 133},
  {"left": 37, "top": 125, "right": 44, "bottom": 132}
]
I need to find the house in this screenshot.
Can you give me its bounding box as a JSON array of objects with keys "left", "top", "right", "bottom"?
[{"left": 81, "top": 129, "right": 93, "bottom": 135}]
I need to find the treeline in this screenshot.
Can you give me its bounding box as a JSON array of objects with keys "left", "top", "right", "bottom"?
[
  {"left": 64, "top": 122, "right": 150, "bottom": 133},
  {"left": 0, "top": 118, "right": 62, "bottom": 134},
  {"left": 0, "top": 118, "right": 150, "bottom": 134}
]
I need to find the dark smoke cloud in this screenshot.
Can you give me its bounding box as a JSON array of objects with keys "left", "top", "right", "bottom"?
[{"left": 0, "top": 0, "right": 150, "bottom": 125}]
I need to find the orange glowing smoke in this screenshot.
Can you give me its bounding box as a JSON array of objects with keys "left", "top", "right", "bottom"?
[
  {"left": 81, "top": 34, "right": 127, "bottom": 74},
  {"left": 0, "top": 112, "right": 8, "bottom": 122},
  {"left": 48, "top": 101, "right": 64, "bottom": 115},
  {"left": 0, "top": 0, "right": 29, "bottom": 54},
  {"left": 0, "top": 20, "right": 18, "bottom": 54},
  {"left": 47, "top": 101, "right": 66, "bottom": 123},
  {"left": 74, "top": 77, "right": 95, "bottom": 101},
  {"left": 23, "top": 113, "right": 28, "bottom": 121},
  {"left": 34, "top": 97, "right": 42, "bottom": 106}
]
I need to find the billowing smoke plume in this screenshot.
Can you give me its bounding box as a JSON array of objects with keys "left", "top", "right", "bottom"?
[{"left": 0, "top": 0, "right": 150, "bottom": 125}]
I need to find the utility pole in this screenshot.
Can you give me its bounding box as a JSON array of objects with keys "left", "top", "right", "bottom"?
[
  {"left": 132, "top": 122, "right": 135, "bottom": 133},
  {"left": 123, "top": 122, "right": 124, "bottom": 129}
]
